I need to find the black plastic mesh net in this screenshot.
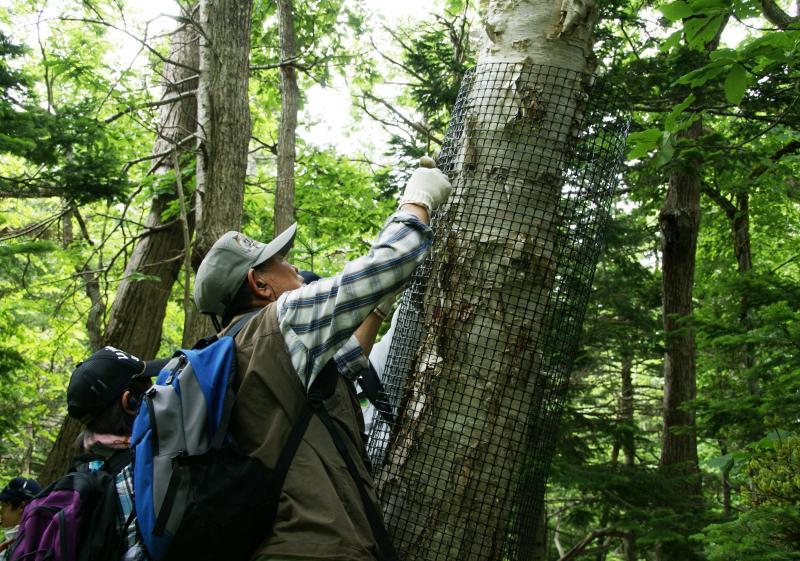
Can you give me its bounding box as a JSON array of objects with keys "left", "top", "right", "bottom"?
[{"left": 365, "top": 63, "right": 629, "bottom": 561}]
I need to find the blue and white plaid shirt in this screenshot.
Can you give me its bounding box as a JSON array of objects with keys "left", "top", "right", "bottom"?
[
  {"left": 116, "top": 464, "right": 144, "bottom": 561},
  {"left": 277, "top": 211, "right": 432, "bottom": 388}
]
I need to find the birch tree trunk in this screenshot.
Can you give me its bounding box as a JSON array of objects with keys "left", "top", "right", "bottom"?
[
  {"left": 377, "top": 2, "right": 599, "bottom": 560},
  {"left": 38, "top": 22, "right": 199, "bottom": 484},
  {"left": 274, "top": 0, "right": 299, "bottom": 235},
  {"left": 183, "top": 0, "right": 253, "bottom": 345}
]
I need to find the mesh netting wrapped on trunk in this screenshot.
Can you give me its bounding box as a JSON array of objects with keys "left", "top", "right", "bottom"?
[{"left": 366, "top": 62, "right": 629, "bottom": 561}]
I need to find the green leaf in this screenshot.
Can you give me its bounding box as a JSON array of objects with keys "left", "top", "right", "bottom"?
[
  {"left": 665, "top": 93, "right": 696, "bottom": 131},
  {"left": 705, "top": 453, "right": 734, "bottom": 473},
  {"left": 675, "top": 61, "right": 729, "bottom": 87},
  {"left": 724, "top": 63, "right": 747, "bottom": 104},
  {"left": 685, "top": 14, "right": 725, "bottom": 48},
  {"left": 661, "top": 1, "right": 694, "bottom": 21},
  {"left": 689, "top": 0, "right": 729, "bottom": 13},
  {"left": 660, "top": 30, "right": 683, "bottom": 52},
  {"left": 626, "top": 128, "right": 662, "bottom": 160},
  {"left": 653, "top": 132, "right": 675, "bottom": 167}
]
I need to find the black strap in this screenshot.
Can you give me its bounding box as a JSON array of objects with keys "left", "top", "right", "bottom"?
[
  {"left": 313, "top": 403, "right": 399, "bottom": 561},
  {"left": 357, "top": 364, "right": 396, "bottom": 425},
  {"left": 210, "top": 311, "right": 261, "bottom": 450},
  {"left": 58, "top": 509, "right": 68, "bottom": 560},
  {"left": 224, "top": 311, "right": 259, "bottom": 339},
  {"left": 309, "top": 363, "right": 399, "bottom": 561},
  {"left": 153, "top": 462, "right": 185, "bottom": 536}
]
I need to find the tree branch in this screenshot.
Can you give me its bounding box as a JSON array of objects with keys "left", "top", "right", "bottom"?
[
  {"left": 558, "top": 528, "right": 624, "bottom": 561},
  {"left": 361, "top": 91, "right": 443, "bottom": 145},
  {"left": 104, "top": 89, "right": 197, "bottom": 123},
  {"left": 759, "top": 0, "right": 800, "bottom": 29}
]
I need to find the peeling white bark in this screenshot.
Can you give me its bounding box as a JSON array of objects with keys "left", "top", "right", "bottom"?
[{"left": 379, "top": 1, "right": 598, "bottom": 560}]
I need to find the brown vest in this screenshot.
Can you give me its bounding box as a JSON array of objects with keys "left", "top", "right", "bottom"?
[{"left": 229, "top": 304, "right": 381, "bottom": 560}]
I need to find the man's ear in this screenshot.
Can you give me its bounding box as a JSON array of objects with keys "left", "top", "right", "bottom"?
[
  {"left": 247, "top": 269, "right": 276, "bottom": 303},
  {"left": 121, "top": 390, "right": 140, "bottom": 416}
]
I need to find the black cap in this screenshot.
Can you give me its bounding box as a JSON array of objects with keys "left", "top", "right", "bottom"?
[
  {"left": 67, "top": 347, "right": 161, "bottom": 424},
  {"left": 300, "top": 270, "right": 321, "bottom": 284},
  {"left": 0, "top": 477, "right": 41, "bottom": 502}
]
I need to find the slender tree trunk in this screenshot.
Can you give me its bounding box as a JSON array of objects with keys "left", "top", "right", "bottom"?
[
  {"left": 717, "top": 439, "right": 732, "bottom": 517},
  {"left": 620, "top": 351, "right": 635, "bottom": 467},
  {"left": 657, "top": 28, "right": 729, "bottom": 546},
  {"left": 659, "top": 118, "right": 702, "bottom": 489},
  {"left": 657, "top": 118, "right": 703, "bottom": 561},
  {"left": 619, "top": 353, "right": 637, "bottom": 560},
  {"left": 378, "top": 2, "right": 599, "bottom": 560},
  {"left": 39, "top": 21, "right": 199, "bottom": 485},
  {"left": 274, "top": 0, "right": 299, "bottom": 235},
  {"left": 104, "top": 20, "right": 200, "bottom": 357},
  {"left": 183, "top": 0, "right": 253, "bottom": 345}
]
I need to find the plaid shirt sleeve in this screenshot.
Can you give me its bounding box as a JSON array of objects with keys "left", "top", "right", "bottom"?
[
  {"left": 277, "top": 211, "right": 432, "bottom": 388},
  {"left": 333, "top": 334, "right": 370, "bottom": 381}
]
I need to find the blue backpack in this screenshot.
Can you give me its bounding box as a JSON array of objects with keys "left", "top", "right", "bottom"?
[
  {"left": 130, "top": 313, "right": 282, "bottom": 561},
  {"left": 131, "top": 313, "right": 401, "bottom": 561}
]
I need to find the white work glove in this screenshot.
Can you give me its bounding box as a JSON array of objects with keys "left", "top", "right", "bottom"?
[{"left": 398, "top": 156, "right": 452, "bottom": 214}]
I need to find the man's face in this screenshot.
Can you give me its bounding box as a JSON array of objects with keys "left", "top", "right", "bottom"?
[
  {"left": 256, "top": 254, "right": 304, "bottom": 299},
  {"left": 1, "top": 500, "right": 23, "bottom": 528}
]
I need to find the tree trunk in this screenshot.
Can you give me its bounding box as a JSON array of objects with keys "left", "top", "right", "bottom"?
[
  {"left": 620, "top": 351, "right": 635, "bottom": 467},
  {"left": 659, "top": 119, "right": 702, "bottom": 489},
  {"left": 657, "top": 118, "right": 703, "bottom": 561},
  {"left": 377, "top": 2, "right": 599, "bottom": 560},
  {"left": 183, "top": 0, "right": 253, "bottom": 345},
  {"left": 39, "top": 20, "right": 199, "bottom": 484},
  {"left": 103, "top": 19, "right": 200, "bottom": 357},
  {"left": 274, "top": 0, "right": 299, "bottom": 235}
]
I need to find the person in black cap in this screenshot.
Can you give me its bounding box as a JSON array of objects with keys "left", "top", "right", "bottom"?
[
  {"left": 67, "top": 346, "right": 166, "bottom": 465},
  {"left": 66, "top": 347, "right": 168, "bottom": 561},
  {"left": 0, "top": 476, "right": 41, "bottom": 557}
]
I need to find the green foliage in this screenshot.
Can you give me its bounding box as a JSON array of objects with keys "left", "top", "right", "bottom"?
[
  {"left": 696, "top": 436, "right": 800, "bottom": 560},
  {"left": 0, "top": 29, "right": 128, "bottom": 203},
  {"left": 292, "top": 149, "right": 395, "bottom": 273},
  {"left": 698, "top": 506, "right": 800, "bottom": 561}
]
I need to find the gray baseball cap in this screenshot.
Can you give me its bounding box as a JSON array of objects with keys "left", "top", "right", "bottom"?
[{"left": 194, "top": 224, "right": 297, "bottom": 317}]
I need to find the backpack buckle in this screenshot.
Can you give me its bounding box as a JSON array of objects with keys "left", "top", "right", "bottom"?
[{"left": 307, "top": 390, "right": 325, "bottom": 409}]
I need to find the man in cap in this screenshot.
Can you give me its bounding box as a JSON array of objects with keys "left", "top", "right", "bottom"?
[
  {"left": 68, "top": 347, "right": 166, "bottom": 465},
  {"left": 0, "top": 477, "right": 41, "bottom": 558},
  {"left": 194, "top": 158, "right": 451, "bottom": 560},
  {"left": 67, "top": 347, "right": 168, "bottom": 561}
]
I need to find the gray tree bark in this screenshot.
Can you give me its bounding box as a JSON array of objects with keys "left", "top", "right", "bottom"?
[
  {"left": 274, "top": 0, "right": 299, "bottom": 236},
  {"left": 377, "top": 1, "right": 599, "bottom": 560},
  {"left": 182, "top": 0, "right": 253, "bottom": 345}
]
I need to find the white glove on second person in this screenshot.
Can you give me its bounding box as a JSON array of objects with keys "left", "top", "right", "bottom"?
[{"left": 398, "top": 157, "right": 452, "bottom": 214}]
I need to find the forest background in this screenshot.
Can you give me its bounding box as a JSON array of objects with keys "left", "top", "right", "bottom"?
[{"left": 0, "top": 0, "right": 798, "bottom": 560}]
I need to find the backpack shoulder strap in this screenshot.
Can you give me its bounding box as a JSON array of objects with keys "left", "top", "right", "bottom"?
[
  {"left": 192, "top": 310, "right": 259, "bottom": 350},
  {"left": 268, "top": 359, "right": 340, "bottom": 497},
  {"left": 309, "top": 365, "right": 399, "bottom": 561},
  {"left": 209, "top": 310, "right": 261, "bottom": 450},
  {"left": 104, "top": 449, "right": 131, "bottom": 475},
  {"left": 225, "top": 310, "right": 260, "bottom": 339}
]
